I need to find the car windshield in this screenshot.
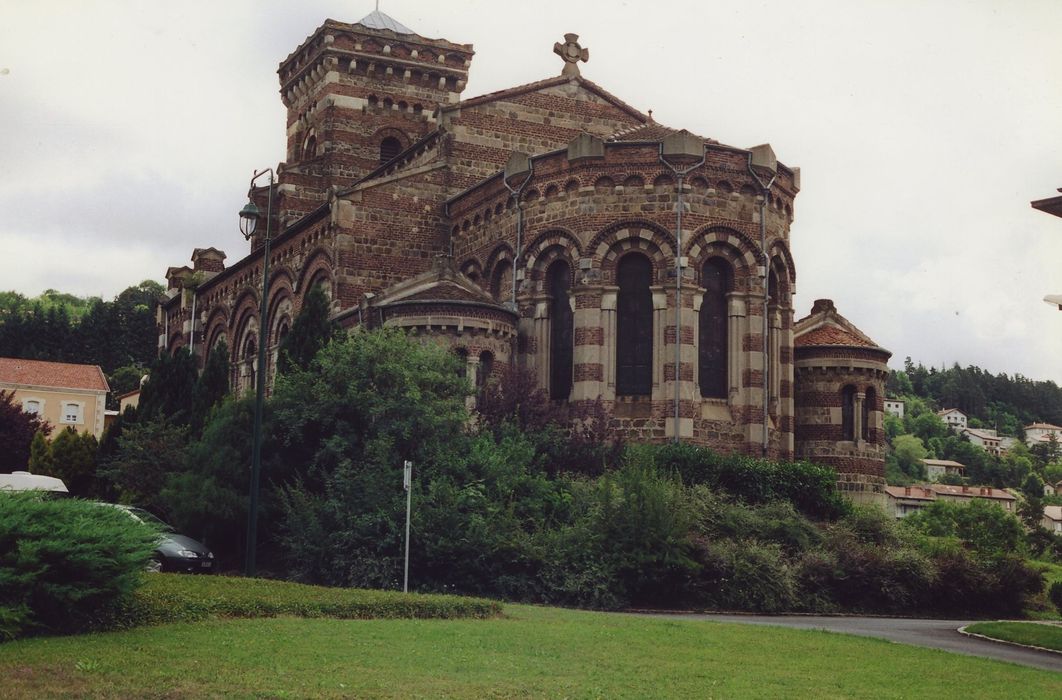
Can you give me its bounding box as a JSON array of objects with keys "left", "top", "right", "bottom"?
[{"left": 125, "top": 507, "right": 174, "bottom": 532}]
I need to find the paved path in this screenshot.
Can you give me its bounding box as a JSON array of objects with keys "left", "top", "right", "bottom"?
[{"left": 647, "top": 614, "right": 1062, "bottom": 673}]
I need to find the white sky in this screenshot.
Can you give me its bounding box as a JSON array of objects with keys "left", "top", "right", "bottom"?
[{"left": 2, "top": 0, "right": 1061, "bottom": 382}]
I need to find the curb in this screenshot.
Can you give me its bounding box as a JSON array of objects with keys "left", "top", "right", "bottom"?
[{"left": 957, "top": 623, "right": 1062, "bottom": 656}]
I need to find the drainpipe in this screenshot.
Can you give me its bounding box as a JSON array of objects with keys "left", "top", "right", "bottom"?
[
  {"left": 660, "top": 136, "right": 705, "bottom": 444},
  {"left": 748, "top": 146, "right": 778, "bottom": 458},
  {"left": 502, "top": 156, "right": 533, "bottom": 311}
]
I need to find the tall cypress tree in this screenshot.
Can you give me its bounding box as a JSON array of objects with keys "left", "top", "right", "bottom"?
[{"left": 277, "top": 286, "right": 339, "bottom": 374}]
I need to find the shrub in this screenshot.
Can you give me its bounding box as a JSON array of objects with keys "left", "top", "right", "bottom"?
[
  {"left": 1049, "top": 581, "right": 1062, "bottom": 616},
  {"left": 901, "top": 499, "right": 1026, "bottom": 558},
  {"left": 0, "top": 494, "right": 157, "bottom": 639},
  {"left": 692, "top": 539, "right": 797, "bottom": 612}
]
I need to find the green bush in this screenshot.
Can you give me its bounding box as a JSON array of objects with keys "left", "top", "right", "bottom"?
[
  {"left": 98, "top": 574, "right": 501, "bottom": 630},
  {"left": 1049, "top": 581, "right": 1062, "bottom": 616},
  {"left": 692, "top": 539, "right": 797, "bottom": 612},
  {"left": 0, "top": 494, "right": 157, "bottom": 639}
]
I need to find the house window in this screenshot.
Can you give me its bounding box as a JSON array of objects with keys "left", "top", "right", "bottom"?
[
  {"left": 841, "top": 385, "right": 856, "bottom": 441},
  {"left": 616, "top": 253, "right": 653, "bottom": 396},
  {"left": 380, "top": 136, "right": 402, "bottom": 164},
  {"left": 547, "top": 260, "right": 573, "bottom": 400},
  {"left": 61, "top": 402, "right": 83, "bottom": 425},
  {"left": 23, "top": 399, "right": 42, "bottom": 415},
  {"left": 698, "top": 258, "right": 730, "bottom": 399}
]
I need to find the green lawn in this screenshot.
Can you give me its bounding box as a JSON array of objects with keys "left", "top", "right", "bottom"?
[
  {"left": 966, "top": 621, "right": 1062, "bottom": 653},
  {"left": 3, "top": 606, "right": 1061, "bottom": 698}
]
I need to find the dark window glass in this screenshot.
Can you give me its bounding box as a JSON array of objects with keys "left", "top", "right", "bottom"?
[
  {"left": 477, "top": 351, "right": 494, "bottom": 393},
  {"left": 380, "top": 136, "right": 402, "bottom": 163},
  {"left": 842, "top": 385, "right": 856, "bottom": 441},
  {"left": 616, "top": 254, "right": 653, "bottom": 396},
  {"left": 863, "top": 387, "right": 876, "bottom": 442},
  {"left": 698, "top": 258, "right": 730, "bottom": 398},
  {"left": 548, "top": 261, "right": 574, "bottom": 400}
]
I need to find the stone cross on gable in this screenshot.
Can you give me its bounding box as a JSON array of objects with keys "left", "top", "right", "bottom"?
[{"left": 553, "top": 33, "right": 589, "bottom": 77}]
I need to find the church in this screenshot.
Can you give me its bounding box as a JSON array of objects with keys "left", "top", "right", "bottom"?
[{"left": 159, "top": 10, "right": 891, "bottom": 503}]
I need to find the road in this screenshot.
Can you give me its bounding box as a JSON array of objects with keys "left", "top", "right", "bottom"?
[{"left": 645, "top": 614, "right": 1062, "bottom": 673}]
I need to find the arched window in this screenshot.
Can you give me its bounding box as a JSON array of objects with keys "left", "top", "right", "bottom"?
[
  {"left": 616, "top": 253, "right": 653, "bottom": 396},
  {"left": 490, "top": 260, "right": 512, "bottom": 302},
  {"left": 302, "top": 132, "right": 317, "bottom": 160},
  {"left": 243, "top": 336, "right": 258, "bottom": 392},
  {"left": 699, "top": 258, "right": 730, "bottom": 398},
  {"left": 863, "top": 387, "right": 877, "bottom": 443},
  {"left": 841, "top": 385, "right": 856, "bottom": 441},
  {"left": 380, "top": 136, "right": 402, "bottom": 164},
  {"left": 547, "top": 260, "right": 573, "bottom": 400},
  {"left": 477, "top": 351, "right": 494, "bottom": 393}
]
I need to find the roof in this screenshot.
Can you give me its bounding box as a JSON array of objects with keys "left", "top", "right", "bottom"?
[
  {"left": 402, "top": 279, "right": 496, "bottom": 304},
  {"left": 370, "top": 255, "right": 516, "bottom": 318},
  {"left": 929, "top": 484, "right": 1015, "bottom": 501},
  {"left": 936, "top": 408, "right": 966, "bottom": 417},
  {"left": 0, "top": 357, "right": 109, "bottom": 393},
  {"left": 963, "top": 428, "right": 1000, "bottom": 441},
  {"left": 792, "top": 299, "right": 889, "bottom": 356},
  {"left": 442, "top": 74, "right": 649, "bottom": 123},
  {"left": 921, "top": 459, "right": 965, "bottom": 468},
  {"left": 1044, "top": 505, "right": 1062, "bottom": 522},
  {"left": 884, "top": 485, "right": 936, "bottom": 501},
  {"left": 356, "top": 10, "right": 414, "bottom": 35},
  {"left": 608, "top": 121, "right": 714, "bottom": 144},
  {"left": 1031, "top": 189, "right": 1062, "bottom": 219},
  {"left": 1025, "top": 422, "right": 1062, "bottom": 431}
]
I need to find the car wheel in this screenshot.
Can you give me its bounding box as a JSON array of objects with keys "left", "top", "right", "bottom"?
[{"left": 146, "top": 555, "right": 164, "bottom": 573}]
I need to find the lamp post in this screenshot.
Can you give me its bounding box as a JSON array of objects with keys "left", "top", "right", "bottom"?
[{"left": 238, "top": 168, "right": 274, "bottom": 577}]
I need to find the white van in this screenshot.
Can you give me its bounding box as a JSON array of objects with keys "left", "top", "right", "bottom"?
[{"left": 0, "top": 471, "right": 69, "bottom": 493}]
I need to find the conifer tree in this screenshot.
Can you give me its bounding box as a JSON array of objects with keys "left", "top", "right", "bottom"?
[{"left": 277, "top": 285, "right": 338, "bottom": 374}]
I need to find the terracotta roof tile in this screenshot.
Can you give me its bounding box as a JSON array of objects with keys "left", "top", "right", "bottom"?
[
  {"left": 608, "top": 122, "right": 714, "bottom": 144},
  {"left": 0, "top": 357, "right": 109, "bottom": 392},
  {"left": 793, "top": 325, "right": 874, "bottom": 348},
  {"left": 402, "top": 281, "right": 494, "bottom": 304}
]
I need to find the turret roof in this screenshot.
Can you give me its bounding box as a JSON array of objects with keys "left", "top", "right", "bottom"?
[{"left": 356, "top": 10, "right": 414, "bottom": 35}]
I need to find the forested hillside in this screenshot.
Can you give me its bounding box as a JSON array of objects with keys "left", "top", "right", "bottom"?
[
  {"left": 0, "top": 282, "right": 163, "bottom": 405},
  {"left": 888, "top": 359, "right": 1062, "bottom": 437},
  {"left": 884, "top": 359, "right": 1062, "bottom": 489}
]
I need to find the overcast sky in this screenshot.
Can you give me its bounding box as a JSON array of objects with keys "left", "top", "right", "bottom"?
[{"left": 2, "top": 1, "right": 1061, "bottom": 382}]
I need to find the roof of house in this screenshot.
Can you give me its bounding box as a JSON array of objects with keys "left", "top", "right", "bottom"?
[
  {"left": 936, "top": 408, "right": 966, "bottom": 417},
  {"left": 963, "top": 428, "right": 1000, "bottom": 442},
  {"left": 1026, "top": 422, "right": 1062, "bottom": 431},
  {"left": 929, "top": 484, "right": 1015, "bottom": 501},
  {"left": 884, "top": 485, "right": 936, "bottom": 501},
  {"left": 0, "top": 357, "right": 109, "bottom": 393},
  {"left": 921, "top": 459, "right": 965, "bottom": 468},
  {"left": 1044, "top": 505, "right": 1062, "bottom": 523}
]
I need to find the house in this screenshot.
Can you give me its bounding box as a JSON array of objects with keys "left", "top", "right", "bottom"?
[
  {"left": 884, "top": 485, "right": 935, "bottom": 518},
  {"left": 1024, "top": 422, "right": 1062, "bottom": 448},
  {"left": 921, "top": 458, "right": 965, "bottom": 482},
  {"left": 929, "top": 483, "right": 1016, "bottom": 512},
  {"left": 154, "top": 9, "right": 895, "bottom": 504},
  {"left": 117, "top": 388, "right": 142, "bottom": 413},
  {"left": 0, "top": 357, "right": 110, "bottom": 439},
  {"left": 1043, "top": 505, "right": 1062, "bottom": 534},
  {"left": 962, "top": 428, "right": 1002, "bottom": 456},
  {"left": 884, "top": 398, "right": 905, "bottom": 419},
  {"left": 936, "top": 408, "right": 967, "bottom": 433}
]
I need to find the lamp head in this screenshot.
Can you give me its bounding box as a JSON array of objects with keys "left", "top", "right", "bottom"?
[{"left": 239, "top": 201, "right": 260, "bottom": 240}]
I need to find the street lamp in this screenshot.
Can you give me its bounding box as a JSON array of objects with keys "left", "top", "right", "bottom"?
[{"left": 238, "top": 168, "right": 274, "bottom": 577}]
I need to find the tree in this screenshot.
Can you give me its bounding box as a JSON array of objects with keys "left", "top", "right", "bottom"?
[
  {"left": 99, "top": 419, "right": 188, "bottom": 514},
  {"left": 902, "top": 499, "right": 1026, "bottom": 558},
  {"left": 137, "top": 347, "right": 199, "bottom": 425},
  {"left": 27, "top": 431, "right": 54, "bottom": 475},
  {"left": 277, "top": 286, "right": 339, "bottom": 374},
  {"left": 0, "top": 390, "right": 51, "bottom": 472},
  {"left": 49, "top": 427, "right": 98, "bottom": 497},
  {"left": 891, "top": 434, "right": 928, "bottom": 479},
  {"left": 192, "top": 339, "right": 230, "bottom": 432}
]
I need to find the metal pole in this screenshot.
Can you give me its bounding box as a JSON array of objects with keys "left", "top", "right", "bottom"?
[
  {"left": 403, "top": 459, "right": 412, "bottom": 593},
  {"left": 245, "top": 169, "right": 274, "bottom": 578}
]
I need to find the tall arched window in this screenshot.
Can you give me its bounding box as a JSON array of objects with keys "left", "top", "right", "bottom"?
[
  {"left": 477, "top": 351, "right": 494, "bottom": 393},
  {"left": 490, "top": 260, "right": 512, "bottom": 303},
  {"left": 863, "top": 387, "right": 877, "bottom": 443},
  {"left": 243, "top": 335, "right": 258, "bottom": 392},
  {"left": 380, "top": 136, "right": 402, "bottom": 163},
  {"left": 698, "top": 258, "right": 730, "bottom": 398},
  {"left": 841, "top": 385, "right": 856, "bottom": 441},
  {"left": 547, "top": 260, "right": 573, "bottom": 400},
  {"left": 616, "top": 253, "right": 653, "bottom": 396}
]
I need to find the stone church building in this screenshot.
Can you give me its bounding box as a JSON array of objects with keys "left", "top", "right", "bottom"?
[{"left": 159, "top": 10, "right": 891, "bottom": 502}]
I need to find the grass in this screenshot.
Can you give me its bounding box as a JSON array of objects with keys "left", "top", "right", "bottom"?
[
  {"left": 2, "top": 606, "right": 1061, "bottom": 698},
  {"left": 100, "top": 573, "right": 501, "bottom": 630},
  {"left": 966, "top": 621, "right": 1062, "bottom": 652}
]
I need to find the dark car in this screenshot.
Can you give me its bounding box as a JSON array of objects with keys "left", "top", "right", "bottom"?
[{"left": 109, "top": 505, "right": 216, "bottom": 573}]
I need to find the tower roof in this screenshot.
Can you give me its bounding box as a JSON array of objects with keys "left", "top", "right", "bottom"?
[
  {"left": 356, "top": 9, "right": 415, "bottom": 35},
  {"left": 793, "top": 299, "right": 890, "bottom": 357}
]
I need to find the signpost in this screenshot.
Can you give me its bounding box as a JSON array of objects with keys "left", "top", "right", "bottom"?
[{"left": 403, "top": 460, "right": 412, "bottom": 593}]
